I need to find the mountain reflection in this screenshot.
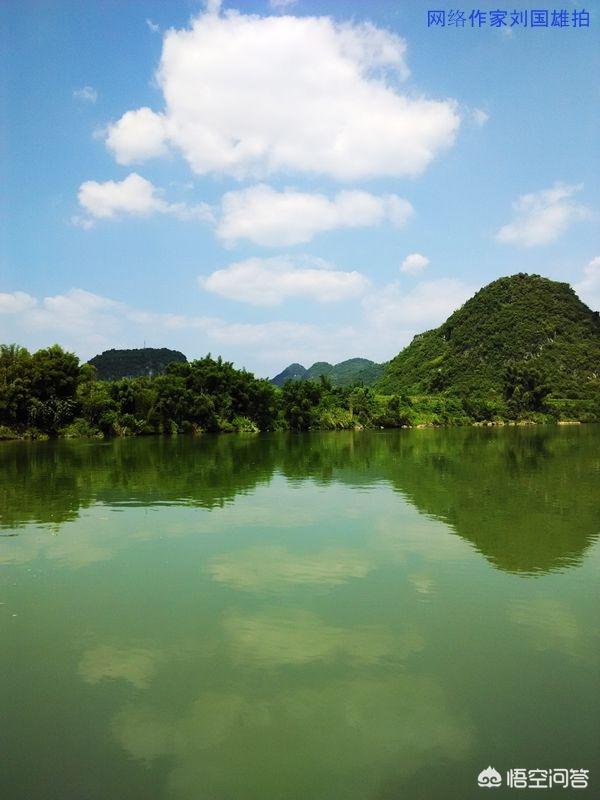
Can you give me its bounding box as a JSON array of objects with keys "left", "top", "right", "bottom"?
[{"left": 1, "top": 426, "right": 598, "bottom": 574}]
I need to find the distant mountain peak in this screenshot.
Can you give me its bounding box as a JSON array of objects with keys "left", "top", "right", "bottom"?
[
  {"left": 271, "top": 358, "right": 385, "bottom": 387},
  {"left": 270, "top": 363, "right": 307, "bottom": 387}
]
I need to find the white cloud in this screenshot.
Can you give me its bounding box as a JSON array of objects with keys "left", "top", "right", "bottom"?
[
  {"left": 269, "top": 0, "right": 298, "bottom": 9},
  {"left": 146, "top": 18, "right": 160, "bottom": 33},
  {"left": 26, "top": 289, "right": 125, "bottom": 335},
  {"left": 400, "top": 253, "right": 429, "bottom": 275},
  {"left": 217, "top": 185, "right": 413, "bottom": 246},
  {"left": 76, "top": 173, "right": 212, "bottom": 225},
  {"left": 104, "top": 8, "right": 459, "bottom": 180},
  {"left": 73, "top": 178, "right": 411, "bottom": 243},
  {"left": 78, "top": 173, "right": 165, "bottom": 219},
  {"left": 201, "top": 255, "right": 369, "bottom": 306},
  {"left": 574, "top": 256, "right": 600, "bottom": 310},
  {"left": 363, "top": 278, "right": 472, "bottom": 334},
  {"left": 73, "top": 86, "right": 98, "bottom": 104},
  {"left": 0, "top": 288, "right": 199, "bottom": 358},
  {"left": 106, "top": 108, "right": 168, "bottom": 165},
  {"left": 0, "top": 278, "right": 474, "bottom": 375},
  {"left": 0, "top": 291, "right": 37, "bottom": 314},
  {"left": 471, "top": 108, "right": 489, "bottom": 126},
  {"left": 0, "top": 286, "right": 350, "bottom": 368},
  {"left": 495, "top": 183, "right": 589, "bottom": 246}
]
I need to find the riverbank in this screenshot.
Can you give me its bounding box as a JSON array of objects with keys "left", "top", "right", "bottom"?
[{"left": 0, "top": 414, "right": 590, "bottom": 441}]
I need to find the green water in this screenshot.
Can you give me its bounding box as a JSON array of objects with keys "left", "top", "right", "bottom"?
[{"left": 1, "top": 427, "right": 599, "bottom": 799}]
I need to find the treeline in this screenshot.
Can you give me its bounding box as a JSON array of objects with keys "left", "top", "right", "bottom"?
[{"left": 0, "top": 344, "right": 598, "bottom": 440}]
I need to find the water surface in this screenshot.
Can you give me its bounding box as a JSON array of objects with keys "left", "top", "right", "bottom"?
[{"left": 1, "top": 427, "right": 599, "bottom": 799}]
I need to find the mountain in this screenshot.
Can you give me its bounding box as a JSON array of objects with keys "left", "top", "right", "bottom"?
[
  {"left": 377, "top": 273, "right": 600, "bottom": 399},
  {"left": 88, "top": 348, "right": 187, "bottom": 381},
  {"left": 270, "top": 363, "right": 308, "bottom": 387},
  {"left": 271, "top": 358, "right": 385, "bottom": 387},
  {"left": 304, "top": 361, "right": 334, "bottom": 380}
]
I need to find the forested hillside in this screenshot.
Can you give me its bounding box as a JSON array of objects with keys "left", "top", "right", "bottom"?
[
  {"left": 378, "top": 274, "right": 600, "bottom": 407},
  {"left": 88, "top": 348, "right": 187, "bottom": 380}
]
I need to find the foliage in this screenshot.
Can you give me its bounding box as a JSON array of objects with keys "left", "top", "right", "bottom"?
[
  {"left": 503, "top": 363, "right": 550, "bottom": 415},
  {"left": 88, "top": 347, "right": 187, "bottom": 380},
  {"left": 0, "top": 346, "right": 283, "bottom": 438},
  {"left": 377, "top": 273, "right": 600, "bottom": 402}
]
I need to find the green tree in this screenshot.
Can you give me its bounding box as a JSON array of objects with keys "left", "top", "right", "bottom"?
[
  {"left": 504, "top": 363, "right": 550, "bottom": 415},
  {"left": 30, "top": 345, "right": 80, "bottom": 402}
]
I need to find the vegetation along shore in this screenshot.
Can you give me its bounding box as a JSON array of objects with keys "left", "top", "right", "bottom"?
[{"left": 1, "top": 274, "right": 598, "bottom": 440}]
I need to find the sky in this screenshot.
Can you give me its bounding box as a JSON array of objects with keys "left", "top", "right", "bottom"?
[{"left": 1, "top": 0, "right": 599, "bottom": 377}]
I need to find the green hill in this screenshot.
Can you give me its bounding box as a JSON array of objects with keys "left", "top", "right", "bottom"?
[
  {"left": 270, "top": 363, "right": 308, "bottom": 387},
  {"left": 377, "top": 273, "right": 600, "bottom": 402},
  {"left": 306, "top": 358, "right": 385, "bottom": 386},
  {"left": 304, "top": 361, "right": 334, "bottom": 380},
  {"left": 88, "top": 348, "right": 187, "bottom": 380},
  {"left": 272, "top": 358, "right": 385, "bottom": 388}
]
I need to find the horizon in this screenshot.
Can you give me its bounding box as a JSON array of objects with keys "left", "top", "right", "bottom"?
[
  {"left": 4, "top": 270, "right": 595, "bottom": 378},
  {"left": 2, "top": 0, "right": 599, "bottom": 378}
]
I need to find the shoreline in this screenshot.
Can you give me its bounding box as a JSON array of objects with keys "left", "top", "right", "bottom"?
[{"left": 0, "top": 417, "right": 588, "bottom": 442}]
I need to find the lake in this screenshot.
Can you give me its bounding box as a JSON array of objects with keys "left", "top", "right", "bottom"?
[{"left": 1, "top": 427, "right": 599, "bottom": 799}]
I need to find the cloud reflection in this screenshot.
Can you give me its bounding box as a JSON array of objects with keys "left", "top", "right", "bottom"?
[
  {"left": 209, "top": 545, "right": 373, "bottom": 590},
  {"left": 222, "top": 608, "right": 420, "bottom": 667}
]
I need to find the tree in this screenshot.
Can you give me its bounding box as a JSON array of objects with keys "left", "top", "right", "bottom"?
[
  {"left": 30, "top": 345, "right": 80, "bottom": 402},
  {"left": 504, "top": 363, "right": 550, "bottom": 415},
  {"left": 0, "top": 345, "right": 32, "bottom": 426}
]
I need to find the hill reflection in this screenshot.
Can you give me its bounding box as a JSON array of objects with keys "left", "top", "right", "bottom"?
[{"left": 1, "top": 427, "right": 598, "bottom": 575}]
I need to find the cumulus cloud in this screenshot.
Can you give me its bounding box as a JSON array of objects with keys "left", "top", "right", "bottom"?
[
  {"left": 201, "top": 255, "right": 369, "bottom": 305},
  {"left": 73, "top": 86, "right": 98, "bottom": 103},
  {"left": 205, "top": 0, "right": 223, "bottom": 13},
  {"left": 495, "top": 183, "right": 589, "bottom": 246},
  {"left": 400, "top": 253, "right": 429, "bottom": 275},
  {"left": 0, "top": 291, "right": 37, "bottom": 314},
  {"left": 75, "top": 173, "right": 212, "bottom": 226},
  {"left": 0, "top": 279, "right": 473, "bottom": 375},
  {"left": 104, "top": 8, "right": 460, "bottom": 179},
  {"left": 217, "top": 185, "right": 413, "bottom": 246},
  {"left": 26, "top": 289, "right": 125, "bottom": 335},
  {"left": 0, "top": 287, "right": 201, "bottom": 358},
  {"left": 106, "top": 108, "right": 168, "bottom": 165},
  {"left": 0, "top": 286, "right": 355, "bottom": 371},
  {"left": 78, "top": 173, "right": 165, "bottom": 219},
  {"left": 363, "top": 278, "right": 472, "bottom": 334},
  {"left": 574, "top": 256, "right": 600, "bottom": 310},
  {"left": 76, "top": 178, "right": 411, "bottom": 244}
]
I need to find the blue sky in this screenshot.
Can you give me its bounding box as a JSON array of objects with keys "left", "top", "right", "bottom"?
[{"left": 1, "top": 0, "right": 599, "bottom": 376}]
